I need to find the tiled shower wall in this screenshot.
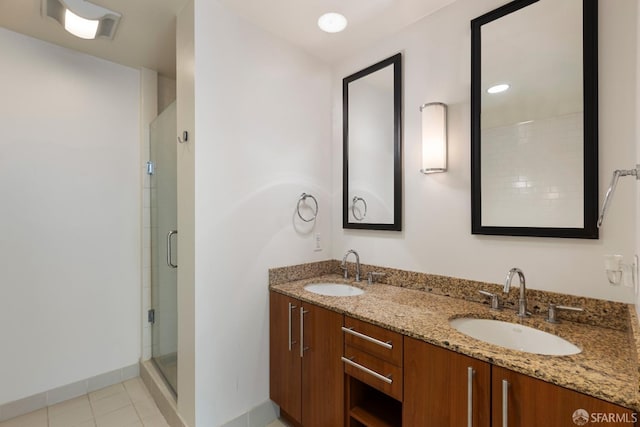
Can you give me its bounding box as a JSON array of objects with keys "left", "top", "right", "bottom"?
[{"left": 481, "top": 112, "right": 584, "bottom": 228}]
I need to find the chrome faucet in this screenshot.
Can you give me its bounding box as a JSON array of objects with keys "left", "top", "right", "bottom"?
[
  {"left": 504, "top": 267, "right": 529, "bottom": 317},
  {"left": 341, "top": 249, "right": 361, "bottom": 281}
]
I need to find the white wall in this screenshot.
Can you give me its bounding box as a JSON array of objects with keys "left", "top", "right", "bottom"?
[
  {"left": 158, "top": 75, "right": 177, "bottom": 114},
  {"left": 191, "top": 1, "right": 332, "bottom": 424},
  {"left": 0, "top": 28, "right": 141, "bottom": 404},
  {"left": 636, "top": 1, "right": 640, "bottom": 316},
  {"left": 176, "top": 1, "right": 196, "bottom": 425},
  {"left": 331, "top": 0, "right": 638, "bottom": 303}
]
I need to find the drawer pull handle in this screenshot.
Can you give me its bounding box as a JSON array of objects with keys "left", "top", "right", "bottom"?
[
  {"left": 341, "top": 327, "right": 393, "bottom": 350},
  {"left": 341, "top": 356, "right": 393, "bottom": 384}
]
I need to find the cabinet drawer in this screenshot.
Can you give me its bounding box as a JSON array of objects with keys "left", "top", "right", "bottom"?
[
  {"left": 343, "top": 345, "right": 403, "bottom": 401},
  {"left": 344, "top": 317, "right": 403, "bottom": 366}
]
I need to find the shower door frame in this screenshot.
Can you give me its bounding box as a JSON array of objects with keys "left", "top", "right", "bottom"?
[{"left": 148, "top": 101, "right": 178, "bottom": 396}]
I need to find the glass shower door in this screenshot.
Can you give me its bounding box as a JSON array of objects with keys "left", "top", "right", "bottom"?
[{"left": 149, "top": 101, "right": 178, "bottom": 394}]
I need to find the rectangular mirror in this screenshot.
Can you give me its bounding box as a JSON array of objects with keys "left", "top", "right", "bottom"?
[
  {"left": 343, "top": 53, "right": 402, "bottom": 231},
  {"left": 471, "top": 0, "right": 598, "bottom": 238}
]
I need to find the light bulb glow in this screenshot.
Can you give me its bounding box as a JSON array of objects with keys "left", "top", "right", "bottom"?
[
  {"left": 64, "top": 8, "right": 99, "bottom": 39},
  {"left": 318, "top": 13, "right": 348, "bottom": 33},
  {"left": 420, "top": 103, "right": 447, "bottom": 174},
  {"left": 487, "top": 84, "right": 510, "bottom": 94}
]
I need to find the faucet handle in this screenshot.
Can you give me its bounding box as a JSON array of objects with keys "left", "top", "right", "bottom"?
[
  {"left": 479, "top": 290, "right": 502, "bottom": 311},
  {"left": 367, "top": 272, "right": 385, "bottom": 285},
  {"left": 546, "top": 303, "right": 584, "bottom": 323}
]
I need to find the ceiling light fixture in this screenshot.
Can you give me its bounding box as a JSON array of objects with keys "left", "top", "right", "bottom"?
[
  {"left": 487, "top": 84, "right": 510, "bottom": 94},
  {"left": 42, "top": 0, "right": 121, "bottom": 40},
  {"left": 64, "top": 9, "right": 99, "bottom": 39},
  {"left": 318, "top": 12, "right": 348, "bottom": 33}
]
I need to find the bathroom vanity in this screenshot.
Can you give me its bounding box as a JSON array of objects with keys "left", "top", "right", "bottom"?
[
  {"left": 269, "top": 291, "right": 344, "bottom": 426},
  {"left": 269, "top": 261, "right": 639, "bottom": 427}
]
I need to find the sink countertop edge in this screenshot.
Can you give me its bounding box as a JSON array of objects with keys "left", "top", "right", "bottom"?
[{"left": 270, "top": 274, "right": 640, "bottom": 412}]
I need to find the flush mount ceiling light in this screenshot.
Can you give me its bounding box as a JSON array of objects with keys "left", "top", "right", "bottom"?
[
  {"left": 487, "top": 83, "right": 510, "bottom": 94},
  {"left": 42, "top": 0, "right": 121, "bottom": 40},
  {"left": 317, "top": 12, "right": 348, "bottom": 33}
]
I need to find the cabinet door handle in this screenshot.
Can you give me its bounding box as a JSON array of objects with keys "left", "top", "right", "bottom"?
[
  {"left": 341, "top": 326, "right": 393, "bottom": 349},
  {"left": 341, "top": 356, "right": 393, "bottom": 384},
  {"left": 502, "top": 379, "right": 509, "bottom": 427},
  {"left": 467, "top": 367, "right": 475, "bottom": 427},
  {"left": 287, "top": 303, "right": 297, "bottom": 351},
  {"left": 300, "top": 308, "right": 308, "bottom": 357}
]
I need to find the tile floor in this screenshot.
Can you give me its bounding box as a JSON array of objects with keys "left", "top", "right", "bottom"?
[
  {"left": 266, "top": 420, "right": 289, "bottom": 427},
  {"left": 0, "top": 378, "right": 168, "bottom": 427}
]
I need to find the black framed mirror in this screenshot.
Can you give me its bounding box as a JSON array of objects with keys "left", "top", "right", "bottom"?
[
  {"left": 471, "top": 0, "right": 598, "bottom": 238},
  {"left": 343, "top": 53, "right": 402, "bottom": 231}
]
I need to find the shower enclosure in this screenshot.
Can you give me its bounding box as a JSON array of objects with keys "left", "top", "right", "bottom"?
[{"left": 149, "top": 101, "right": 178, "bottom": 394}]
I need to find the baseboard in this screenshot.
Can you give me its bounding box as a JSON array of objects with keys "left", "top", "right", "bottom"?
[
  {"left": 220, "top": 400, "right": 279, "bottom": 427},
  {"left": 0, "top": 363, "right": 139, "bottom": 422}
]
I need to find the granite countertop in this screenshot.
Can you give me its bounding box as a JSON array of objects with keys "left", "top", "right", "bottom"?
[{"left": 270, "top": 273, "right": 640, "bottom": 411}]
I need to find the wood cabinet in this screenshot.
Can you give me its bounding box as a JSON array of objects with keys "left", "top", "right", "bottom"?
[
  {"left": 269, "top": 291, "right": 344, "bottom": 427},
  {"left": 403, "top": 339, "right": 637, "bottom": 427},
  {"left": 492, "top": 366, "right": 637, "bottom": 427},
  {"left": 271, "top": 290, "right": 637, "bottom": 427},
  {"left": 269, "top": 291, "right": 302, "bottom": 423},
  {"left": 403, "top": 337, "right": 491, "bottom": 427},
  {"left": 302, "top": 301, "right": 345, "bottom": 426},
  {"left": 343, "top": 317, "right": 404, "bottom": 427}
]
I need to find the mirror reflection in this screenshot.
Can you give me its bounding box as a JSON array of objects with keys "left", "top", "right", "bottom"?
[
  {"left": 343, "top": 53, "right": 402, "bottom": 231},
  {"left": 471, "top": 0, "right": 598, "bottom": 238}
]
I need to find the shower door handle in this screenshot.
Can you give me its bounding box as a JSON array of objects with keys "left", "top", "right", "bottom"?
[{"left": 167, "top": 230, "right": 178, "bottom": 268}]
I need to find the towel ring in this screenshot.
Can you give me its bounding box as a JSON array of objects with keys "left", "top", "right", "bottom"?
[
  {"left": 352, "top": 196, "right": 367, "bottom": 221},
  {"left": 297, "top": 193, "right": 318, "bottom": 222}
]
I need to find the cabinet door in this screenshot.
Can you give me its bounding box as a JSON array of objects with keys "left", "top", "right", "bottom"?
[
  {"left": 301, "top": 303, "right": 344, "bottom": 427},
  {"left": 269, "top": 291, "right": 302, "bottom": 423},
  {"left": 493, "top": 366, "right": 637, "bottom": 427},
  {"left": 403, "top": 337, "right": 490, "bottom": 427}
]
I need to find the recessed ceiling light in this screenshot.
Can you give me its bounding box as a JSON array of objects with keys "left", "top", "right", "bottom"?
[
  {"left": 318, "top": 12, "right": 348, "bottom": 33},
  {"left": 487, "top": 84, "right": 510, "bottom": 94}
]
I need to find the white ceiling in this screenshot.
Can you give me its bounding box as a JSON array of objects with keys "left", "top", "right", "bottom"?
[
  {"left": 0, "top": 0, "right": 186, "bottom": 78},
  {"left": 0, "top": 0, "right": 457, "bottom": 79},
  {"left": 219, "top": 0, "right": 457, "bottom": 63}
]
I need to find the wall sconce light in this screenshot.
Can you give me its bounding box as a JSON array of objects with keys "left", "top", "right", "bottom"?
[
  {"left": 420, "top": 102, "right": 448, "bottom": 173},
  {"left": 42, "top": 0, "right": 121, "bottom": 40}
]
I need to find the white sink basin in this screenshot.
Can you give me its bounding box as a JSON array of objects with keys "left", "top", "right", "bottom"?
[
  {"left": 449, "top": 317, "right": 581, "bottom": 356},
  {"left": 304, "top": 283, "right": 364, "bottom": 297}
]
